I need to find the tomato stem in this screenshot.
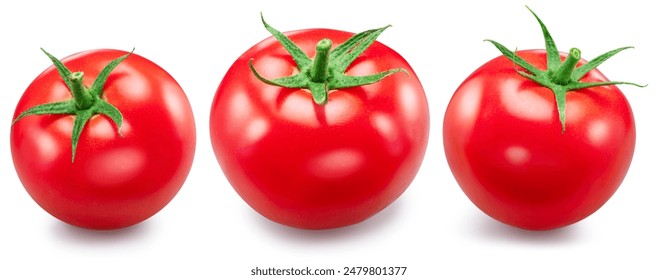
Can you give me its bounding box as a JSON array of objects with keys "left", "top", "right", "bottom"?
[
  {"left": 552, "top": 48, "right": 580, "bottom": 85},
  {"left": 12, "top": 49, "right": 129, "bottom": 162},
  {"left": 486, "top": 6, "right": 644, "bottom": 132},
  {"left": 249, "top": 16, "right": 408, "bottom": 106},
  {"left": 69, "top": 72, "right": 96, "bottom": 109},
  {"left": 310, "top": 39, "right": 333, "bottom": 83}
]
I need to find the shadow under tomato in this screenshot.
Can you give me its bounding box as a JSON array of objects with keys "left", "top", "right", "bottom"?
[
  {"left": 50, "top": 218, "right": 154, "bottom": 245},
  {"left": 249, "top": 197, "right": 406, "bottom": 244},
  {"left": 465, "top": 211, "right": 584, "bottom": 245}
]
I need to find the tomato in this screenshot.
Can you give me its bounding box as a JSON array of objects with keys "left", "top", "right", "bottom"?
[
  {"left": 443, "top": 8, "right": 639, "bottom": 230},
  {"left": 11, "top": 49, "right": 196, "bottom": 230},
  {"left": 210, "top": 18, "right": 429, "bottom": 229}
]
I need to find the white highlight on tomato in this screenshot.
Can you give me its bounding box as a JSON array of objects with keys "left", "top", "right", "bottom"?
[
  {"left": 454, "top": 79, "right": 483, "bottom": 128},
  {"left": 85, "top": 147, "right": 147, "bottom": 188},
  {"left": 501, "top": 79, "right": 553, "bottom": 121},
  {"left": 307, "top": 148, "right": 365, "bottom": 180},
  {"left": 245, "top": 118, "right": 270, "bottom": 146},
  {"left": 587, "top": 120, "right": 611, "bottom": 147},
  {"left": 504, "top": 145, "right": 531, "bottom": 166}
]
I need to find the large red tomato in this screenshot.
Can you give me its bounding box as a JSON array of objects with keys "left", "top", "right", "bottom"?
[
  {"left": 443, "top": 8, "right": 639, "bottom": 230},
  {"left": 11, "top": 49, "right": 196, "bottom": 230},
  {"left": 210, "top": 19, "right": 429, "bottom": 229}
]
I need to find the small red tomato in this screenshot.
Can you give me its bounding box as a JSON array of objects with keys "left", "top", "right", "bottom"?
[
  {"left": 210, "top": 17, "right": 429, "bottom": 229},
  {"left": 11, "top": 49, "right": 196, "bottom": 230},
  {"left": 444, "top": 7, "right": 641, "bottom": 230}
]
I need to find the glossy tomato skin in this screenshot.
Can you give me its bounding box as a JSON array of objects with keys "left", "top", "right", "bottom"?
[
  {"left": 444, "top": 50, "right": 635, "bottom": 230},
  {"left": 210, "top": 29, "right": 429, "bottom": 229},
  {"left": 11, "top": 49, "right": 196, "bottom": 230}
]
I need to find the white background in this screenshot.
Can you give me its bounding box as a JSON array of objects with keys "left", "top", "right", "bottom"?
[{"left": 1, "top": 0, "right": 656, "bottom": 279}]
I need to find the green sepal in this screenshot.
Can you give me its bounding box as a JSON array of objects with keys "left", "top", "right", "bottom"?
[
  {"left": 69, "top": 98, "right": 123, "bottom": 161},
  {"left": 309, "top": 83, "right": 329, "bottom": 104},
  {"left": 571, "top": 47, "right": 634, "bottom": 81},
  {"left": 12, "top": 100, "right": 78, "bottom": 124},
  {"left": 259, "top": 13, "right": 312, "bottom": 70},
  {"left": 90, "top": 49, "right": 133, "bottom": 97},
  {"left": 329, "top": 25, "right": 392, "bottom": 73},
  {"left": 329, "top": 68, "right": 408, "bottom": 89},
  {"left": 41, "top": 48, "right": 75, "bottom": 92},
  {"left": 12, "top": 49, "right": 131, "bottom": 162},
  {"left": 250, "top": 15, "right": 407, "bottom": 105},
  {"left": 249, "top": 59, "right": 308, "bottom": 88},
  {"left": 487, "top": 6, "right": 645, "bottom": 132}
]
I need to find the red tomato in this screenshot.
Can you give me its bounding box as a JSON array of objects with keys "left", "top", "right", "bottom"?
[
  {"left": 444, "top": 7, "right": 641, "bottom": 231},
  {"left": 11, "top": 49, "right": 196, "bottom": 230},
  {"left": 444, "top": 51, "right": 636, "bottom": 230},
  {"left": 210, "top": 25, "right": 429, "bottom": 229}
]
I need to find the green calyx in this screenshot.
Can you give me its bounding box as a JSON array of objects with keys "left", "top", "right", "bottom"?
[
  {"left": 12, "top": 48, "right": 131, "bottom": 162},
  {"left": 249, "top": 14, "right": 408, "bottom": 105},
  {"left": 486, "top": 6, "right": 645, "bottom": 133}
]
